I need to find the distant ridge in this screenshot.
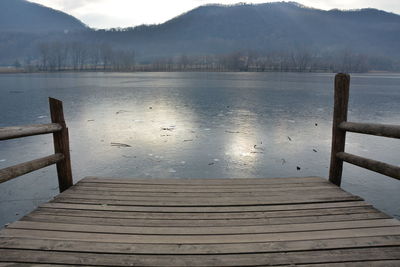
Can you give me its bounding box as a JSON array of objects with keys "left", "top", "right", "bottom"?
[
  {"left": 0, "top": 0, "right": 87, "bottom": 33},
  {"left": 109, "top": 2, "right": 400, "bottom": 59},
  {"left": 0, "top": 1, "right": 399, "bottom": 71}
]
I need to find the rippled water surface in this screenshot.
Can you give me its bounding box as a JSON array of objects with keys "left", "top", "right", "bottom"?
[{"left": 0, "top": 72, "right": 399, "bottom": 225}]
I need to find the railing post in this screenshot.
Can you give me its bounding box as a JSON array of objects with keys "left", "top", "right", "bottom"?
[
  {"left": 329, "top": 73, "right": 350, "bottom": 186},
  {"left": 49, "top": 98, "right": 73, "bottom": 192}
]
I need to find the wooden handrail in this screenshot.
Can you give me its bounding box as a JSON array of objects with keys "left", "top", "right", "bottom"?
[
  {"left": 336, "top": 152, "right": 400, "bottom": 181},
  {"left": 329, "top": 73, "right": 399, "bottom": 186},
  {"left": 49, "top": 98, "right": 73, "bottom": 192},
  {"left": 0, "top": 154, "right": 64, "bottom": 184},
  {"left": 0, "top": 98, "right": 73, "bottom": 192},
  {"left": 329, "top": 73, "right": 350, "bottom": 186},
  {"left": 0, "top": 123, "right": 62, "bottom": 141},
  {"left": 339, "top": 121, "right": 400, "bottom": 139}
]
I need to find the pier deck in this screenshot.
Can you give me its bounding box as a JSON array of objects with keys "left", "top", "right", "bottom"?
[{"left": 1, "top": 176, "right": 399, "bottom": 266}]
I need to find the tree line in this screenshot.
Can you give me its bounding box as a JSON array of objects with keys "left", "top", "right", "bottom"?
[
  {"left": 31, "top": 42, "right": 135, "bottom": 71},
  {"left": 15, "top": 41, "right": 394, "bottom": 73}
]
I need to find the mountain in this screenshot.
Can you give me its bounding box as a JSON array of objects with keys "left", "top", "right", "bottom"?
[
  {"left": 0, "top": 1, "right": 400, "bottom": 71},
  {"left": 0, "top": 0, "right": 87, "bottom": 33},
  {"left": 112, "top": 2, "right": 400, "bottom": 59}
]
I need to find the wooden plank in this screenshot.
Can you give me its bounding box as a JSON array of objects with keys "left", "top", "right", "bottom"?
[
  {"left": 0, "top": 247, "right": 399, "bottom": 266},
  {"left": 74, "top": 181, "right": 334, "bottom": 191},
  {"left": 0, "top": 123, "right": 62, "bottom": 141},
  {"left": 82, "top": 176, "right": 326, "bottom": 185},
  {"left": 0, "top": 154, "right": 63, "bottom": 185},
  {"left": 329, "top": 73, "right": 350, "bottom": 186},
  {"left": 40, "top": 200, "right": 371, "bottom": 213},
  {"left": 337, "top": 152, "right": 400, "bottom": 180},
  {"left": 8, "top": 219, "right": 399, "bottom": 235},
  {"left": 0, "top": 236, "right": 399, "bottom": 255},
  {"left": 339, "top": 121, "right": 400, "bottom": 139},
  {"left": 32, "top": 206, "right": 379, "bottom": 220},
  {"left": 49, "top": 98, "right": 73, "bottom": 192},
  {"left": 58, "top": 188, "right": 352, "bottom": 201},
  {"left": 20, "top": 212, "right": 389, "bottom": 227},
  {"left": 71, "top": 183, "right": 337, "bottom": 193},
  {"left": 2, "top": 227, "right": 400, "bottom": 243},
  {"left": 51, "top": 195, "right": 362, "bottom": 206},
  {"left": 66, "top": 186, "right": 343, "bottom": 198}
]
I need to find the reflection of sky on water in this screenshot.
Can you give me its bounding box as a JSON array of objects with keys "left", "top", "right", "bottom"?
[{"left": 0, "top": 72, "right": 399, "bottom": 226}]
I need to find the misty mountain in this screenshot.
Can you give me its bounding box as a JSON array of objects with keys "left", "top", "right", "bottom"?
[
  {"left": 0, "top": 0, "right": 87, "bottom": 33},
  {"left": 112, "top": 2, "right": 400, "bottom": 60},
  {"left": 1, "top": 1, "right": 400, "bottom": 71}
]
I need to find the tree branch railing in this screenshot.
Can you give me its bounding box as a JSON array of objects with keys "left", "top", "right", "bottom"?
[
  {"left": 0, "top": 98, "right": 73, "bottom": 192},
  {"left": 329, "top": 73, "right": 400, "bottom": 186}
]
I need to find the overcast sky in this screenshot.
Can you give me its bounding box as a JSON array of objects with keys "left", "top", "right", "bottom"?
[{"left": 29, "top": 0, "right": 400, "bottom": 29}]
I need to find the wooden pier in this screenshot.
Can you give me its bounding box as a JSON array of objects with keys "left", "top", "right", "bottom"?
[
  {"left": 0, "top": 74, "right": 399, "bottom": 266},
  {"left": 0, "top": 176, "right": 399, "bottom": 266}
]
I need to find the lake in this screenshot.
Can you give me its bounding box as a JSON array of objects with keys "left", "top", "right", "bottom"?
[{"left": 0, "top": 72, "right": 399, "bottom": 226}]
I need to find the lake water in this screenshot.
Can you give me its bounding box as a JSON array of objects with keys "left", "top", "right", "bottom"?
[{"left": 0, "top": 72, "right": 399, "bottom": 226}]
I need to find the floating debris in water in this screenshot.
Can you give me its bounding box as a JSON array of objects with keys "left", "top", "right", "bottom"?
[
  {"left": 111, "top": 142, "right": 131, "bottom": 148},
  {"left": 214, "top": 159, "right": 220, "bottom": 162},
  {"left": 161, "top": 126, "right": 175, "bottom": 131},
  {"left": 183, "top": 139, "right": 193, "bottom": 142},
  {"left": 281, "top": 159, "right": 286, "bottom": 165},
  {"left": 208, "top": 162, "right": 215, "bottom": 166},
  {"left": 296, "top": 166, "right": 301, "bottom": 170},
  {"left": 122, "top": 155, "right": 136, "bottom": 158},
  {"left": 116, "top": 110, "right": 130, "bottom": 114},
  {"left": 168, "top": 168, "right": 177, "bottom": 173},
  {"left": 287, "top": 136, "right": 292, "bottom": 141},
  {"left": 149, "top": 107, "right": 153, "bottom": 109},
  {"left": 313, "top": 149, "right": 318, "bottom": 152},
  {"left": 87, "top": 119, "right": 95, "bottom": 122},
  {"left": 315, "top": 123, "right": 318, "bottom": 126},
  {"left": 37, "top": 115, "right": 47, "bottom": 119},
  {"left": 204, "top": 128, "right": 211, "bottom": 131},
  {"left": 225, "top": 130, "right": 240, "bottom": 134},
  {"left": 253, "top": 145, "right": 264, "bottom": 151}
]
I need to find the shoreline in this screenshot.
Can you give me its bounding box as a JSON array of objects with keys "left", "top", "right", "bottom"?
[{"left": 0, "top": 69, "right": 398, "bottom": 75}]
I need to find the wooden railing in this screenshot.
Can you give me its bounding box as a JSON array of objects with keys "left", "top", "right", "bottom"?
[
  {"left": 329, "top": 73, "right": 400, "bottom": 186},
  {"left": 0, "top": 98, "right": 73, "bottom": 192}
]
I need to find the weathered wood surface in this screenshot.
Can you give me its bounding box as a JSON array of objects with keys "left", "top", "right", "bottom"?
[
  {"left": 339, "top": 121, "right": 400, "bottom": 139},
  {"left": 49, "top": 97, "right": 73, "bottom": 192},
  {"left": 0, "top": 153, "right": 64, "bottom": 184},
  {"left": 329, "top": 73, "right": 350, "bottom": 186},
  {"left": 0, "top": 123, "right": 62, "bottom": 141},
  {"left": 0, "top": 176, "right": 399, "bottom": 266},
  {"left": 337, "top": 152, "right": 400, "bottom": 180}
]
